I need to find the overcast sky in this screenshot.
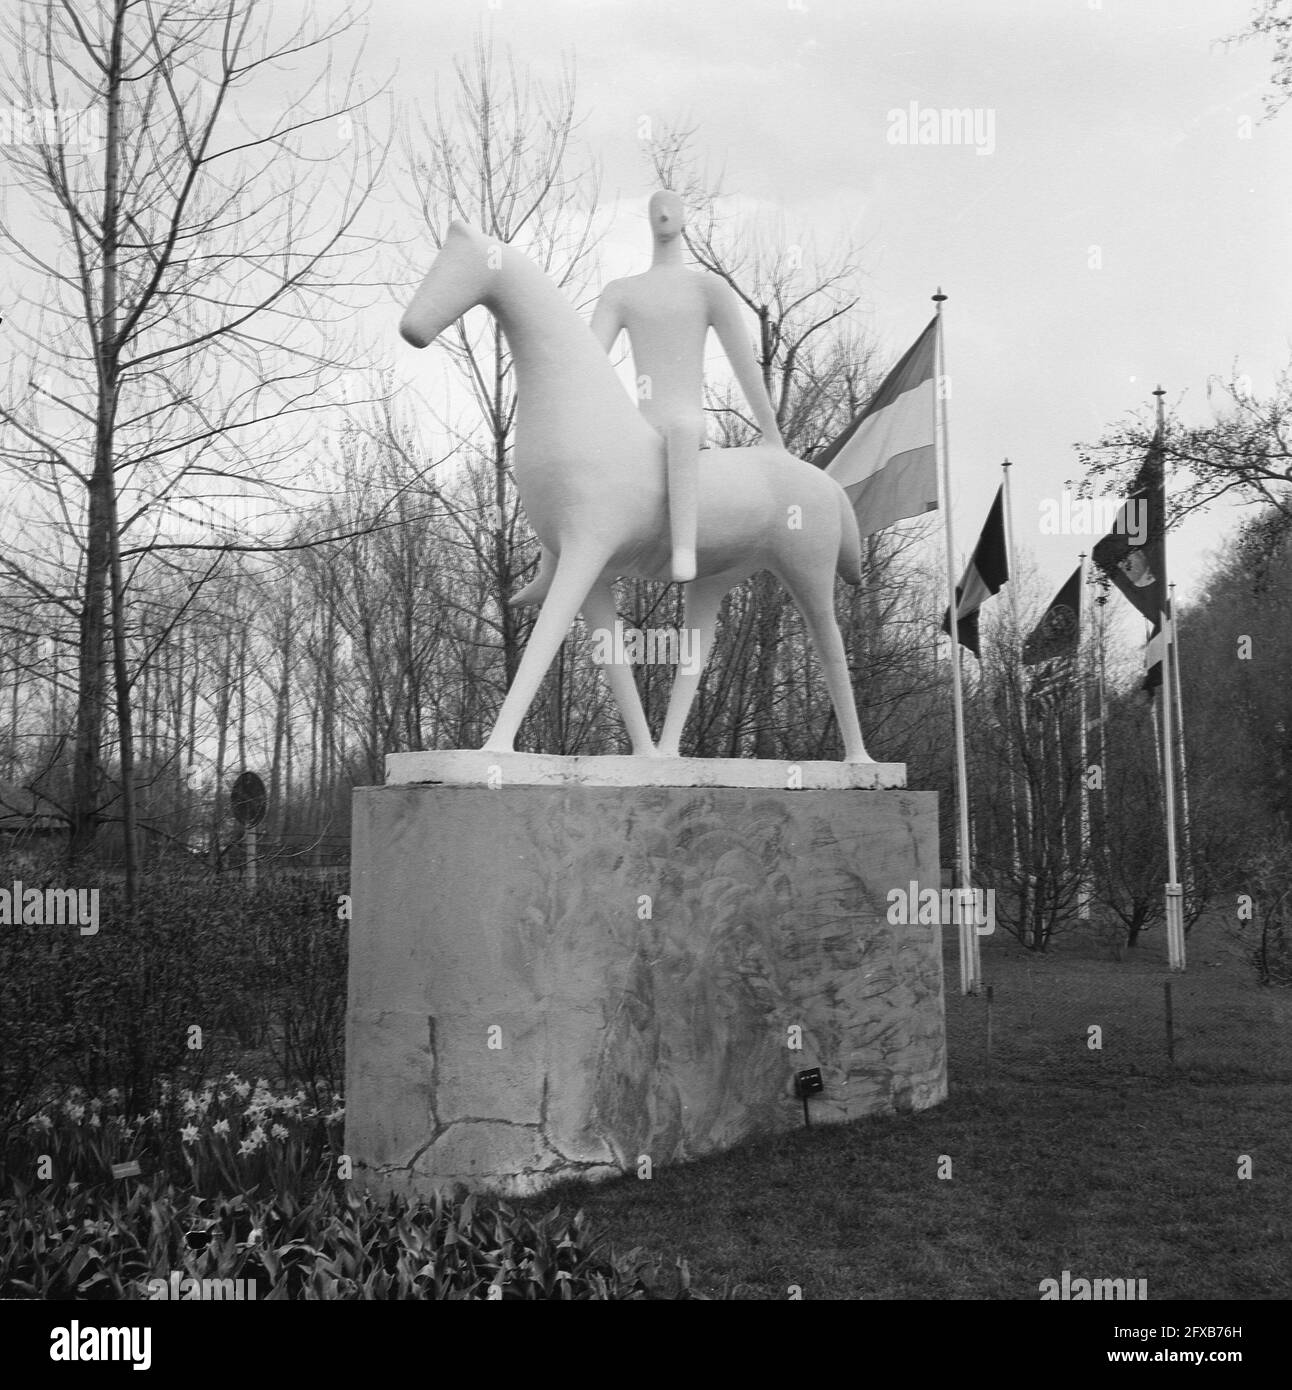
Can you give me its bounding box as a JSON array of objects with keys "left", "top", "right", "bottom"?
[
  {"left": 10, "top": 0, "right": 1284, "bottom": 646},
  {"left": 371, "top": 0, "right": 1291, "bottom": 633}
]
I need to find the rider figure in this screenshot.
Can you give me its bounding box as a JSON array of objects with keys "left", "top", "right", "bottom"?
[{"left": 592, "top": 191, "right": 784, "bottom": 583}]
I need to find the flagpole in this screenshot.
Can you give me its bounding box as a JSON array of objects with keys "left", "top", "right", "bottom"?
[
  {"left": 1169, "top": 581, "right": 1194, "bottom": 910},
  {"left": 1154, "top": 386, "right": 1185, "bottom": 971},
  {"left": 1005, "top": 458, "right": 1037, "bottom": 946},
  {"left": 960, "top": 643, "right": 984, "bottom": 989},
  {"left": 1077, "top": 553, "right": 1092, "bottom": 919},
  {"left": 1095, "top": 579, "right": 1110, "bottom": 899},
  {"left": 1001, "top": 459, "right": 1025, "bottom": 877},
  {"left": 934, "top": 289, "right": 977, "bottom": 994}
]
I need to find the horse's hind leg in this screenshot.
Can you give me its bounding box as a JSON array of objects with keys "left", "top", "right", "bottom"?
[
  {"left": 655, "top": 572, "right": 732, "bottom": 757},
  {"left": 580, "top": 581, "right": 655, "bottom": 755},
  {"left": 483, "top": 546, "right": 609, "bottom": 754},
  {"left": 778, "top": 568, "right": 871, "bottom": 763}
]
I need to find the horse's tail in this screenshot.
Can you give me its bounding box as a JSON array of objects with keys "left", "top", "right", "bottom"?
[{"left": 835, "top": 485, "right": 863, "bottom": 586}]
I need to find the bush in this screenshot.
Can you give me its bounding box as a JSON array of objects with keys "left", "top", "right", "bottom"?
[
  {"left": 1237, "top": 846, "right": 1292, "bottom": 987},
  {"left": 0, "top": 865, "right": 347, "bottom": 1128}
]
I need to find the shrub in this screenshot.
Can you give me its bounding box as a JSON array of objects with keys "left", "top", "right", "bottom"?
[
  {"left": 0, "top": 865, "right": 346, "bottom": 1128},
  {"left": 1239, "top": 846, "right": 1292, "bottom": 987}
]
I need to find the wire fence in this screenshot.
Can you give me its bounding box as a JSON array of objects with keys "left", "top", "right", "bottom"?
[{"left": 943, "top": 918, "right": 1292, "bottom": 1087}]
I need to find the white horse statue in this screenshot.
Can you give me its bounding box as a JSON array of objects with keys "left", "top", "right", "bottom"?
[{"left": 399, "top": 220, "right": 872, "bottom": 763}]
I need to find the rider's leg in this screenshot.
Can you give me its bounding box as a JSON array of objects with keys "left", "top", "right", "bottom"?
[{"left": 666, "top": 421, "right": 702, "bottom": 584}]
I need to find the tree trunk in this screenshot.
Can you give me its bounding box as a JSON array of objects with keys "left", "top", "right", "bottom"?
[{"left": 69, "top": 0, "right": 126, "bottom": 875}]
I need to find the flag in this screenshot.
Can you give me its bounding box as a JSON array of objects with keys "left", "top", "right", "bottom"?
[
  {"left": 942, "top": 486, "right": 1008, "bottom": 658},
  {"left": 1141, "top": 597, "right": 1172, "bottom": 695},
  {"left": 1091, "top": 433, "right": 1166, "bottom": 630},
  {"left": 1023, "top": 566, "right": 1082, "bottom": 666},
  {"left": 815, "top": 318, "right": 939, "bottom": 537}
]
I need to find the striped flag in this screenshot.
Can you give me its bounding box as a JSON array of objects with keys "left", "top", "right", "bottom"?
[
  {"left": 942, "top": 485, "right": 1009, "bottom": 658},
  {"left": 814, "top": 318, "right": 939, "bottom": 537},
  {"left": 1023, "top": 566, "right": 1082, "bottom": 666},
  {"left": 1029, "top": 657, "right": 1071, "bottom": 715},
  {"left": 1142, "top": 597, "right": 1172, "bottom": 694}
]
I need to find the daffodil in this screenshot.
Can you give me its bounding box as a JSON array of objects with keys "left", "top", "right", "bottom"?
[{"left": 180, "top": 1124, "right": 200, "bottom": 1143}]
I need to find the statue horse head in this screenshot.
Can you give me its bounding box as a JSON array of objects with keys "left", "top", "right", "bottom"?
[{"left": 400, "top": 221, "right": 500, "bottom": 350}]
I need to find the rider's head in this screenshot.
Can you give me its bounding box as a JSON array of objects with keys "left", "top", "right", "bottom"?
[{"left": 648, "top": 190, "right": 686, "bottom": 243}]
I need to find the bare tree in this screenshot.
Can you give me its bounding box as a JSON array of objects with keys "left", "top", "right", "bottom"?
[
  {"left": 0, "top": 0, "right": 387, "bottom": 900},
  {"left": 1226, "top": 1, "right": 1292, "bottom": 117},
  {"left": 1079, "top": 368, "right": 1292, "bottom": 531}
]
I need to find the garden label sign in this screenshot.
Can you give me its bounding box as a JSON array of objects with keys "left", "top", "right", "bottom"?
[
  {"left": 230, "top": 772, "right": 266, "bottom": 827},
  {"left": 231, "top": 771, "right": 266, "bottom": 889}
]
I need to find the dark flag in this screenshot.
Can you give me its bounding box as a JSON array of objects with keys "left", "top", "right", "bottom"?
[
  {"left": 942, "top": 485, "right": 1008, "bottom": 658},
  {"left": 1023, "top": 566, "right": 1083, "bottom": 666},
  {"left": 1091, "top": 433, "right": 1166, "bottom": 629}
]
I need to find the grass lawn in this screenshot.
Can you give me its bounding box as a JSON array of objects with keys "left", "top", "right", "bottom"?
[{"left": 517, "top": 917, "right": 1292, "bottom": 1299}]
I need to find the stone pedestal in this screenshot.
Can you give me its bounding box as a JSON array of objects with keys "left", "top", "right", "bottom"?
[{"left": 345, "top": 754, "right": 945, "bottom": 1197}]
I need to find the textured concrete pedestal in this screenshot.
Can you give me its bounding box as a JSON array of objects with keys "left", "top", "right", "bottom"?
[{"left": 346, "top": 755, "right": 945, "bottom": 1197}]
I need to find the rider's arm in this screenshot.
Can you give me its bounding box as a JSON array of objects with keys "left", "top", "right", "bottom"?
[
  {"left": 707, "top": 276, "right": 784, "bottom": 449},
  {"left": 591, "top": 281, "right": 625, "bottom": 353}
]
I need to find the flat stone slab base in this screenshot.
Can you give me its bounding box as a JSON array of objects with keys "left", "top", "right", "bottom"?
[
  {"left": 386, "top": 748, "right": 907, "bottom": 790},
  {"left": 346, "top": 776, "right": 944, "bottom": 1198}
]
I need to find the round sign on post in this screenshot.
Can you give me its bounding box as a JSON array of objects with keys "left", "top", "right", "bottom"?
[{"left": 230, "top": 771, "right": 267, "bottom": 827}]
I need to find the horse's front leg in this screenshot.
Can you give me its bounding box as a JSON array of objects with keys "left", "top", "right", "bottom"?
[{"left": 483, "top": 544, "right": 611, "bottom": 754}]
